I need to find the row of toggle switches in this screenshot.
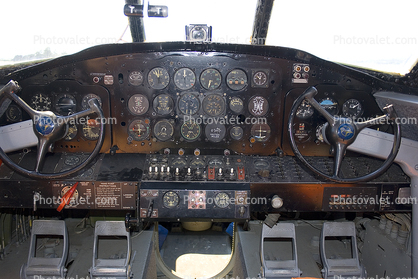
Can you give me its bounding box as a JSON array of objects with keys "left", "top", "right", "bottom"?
[{"left": 146, "top": 166, "right": 245, "bottom": 181}]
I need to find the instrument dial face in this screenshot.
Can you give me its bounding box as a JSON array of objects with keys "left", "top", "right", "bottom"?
[
  {"left": 200, "top": 69, "right": 221, "bottom": 90},
  {"left": 128, "top": 71, "right": 144, "bottom": 86},
  {"left": 174, "top": 68, "right": 195, "bottom": 90},
  {"left": 171, "top": 157, "right": 187, "bottom": 169},
  {"left": 60, "top": 186, "right": 79, "bottom": 205},
  {"left": 250, "top": 123, "right": 271, "bottom": 142},
  {"left": 320, "top": 97, "right": 339, "bottom": 116},
  {"left": 214, "top": 192, "right": 230, "bottom": 208},
  {"left": 55, "top": 94, "right": 76, "bottom": 115},
  {"left": 296, "top": 99, "right": 314, "bottom": 119},
  {"left": 178, "top": 93, "right": 200, "bottom": 115},
  {"left": 230, "top": 126, "right": 244, "bottom": 140},
  {"left": 81, "top": 94, "right": 102, "bottom": 110},
  {"left": 82, "top": 119, "right": 100, "bottom": 140},
  {"left": 153, "top": 119, "right": 174, "bottom": 141},
  {"left": 342, "top": 99, "right": 363, "bottom": 118},
  {"left": 293, "top": 122, "right": 312, "bottom": 143},
  {"left": 65, "top": 124, "right": 78, "bottom": 141},
  {"left": 163, "top": 191, "right": 180, "bottom": 208},
  {"left": 226, "top": 69, "right": 248, "bottom": 91},
  {"left": 205, "top": 123, "right": 226, "bottom": 142},
  {"left": 30, "top": 93, "right": 51, "bottom": 111},
  {"left": 128, "top": 119, "right": 150, "bottom": 141},
  {"left": 248, "top": 96, "right": 269, "bottom": 116},
  {"left": 5, "top": 105, "right": 22, "bottom": 122},
  {"left": 128, "top": 94, "right": 149, "bottom": 115},
  {"left": 208, "top": 158, "right": 223, "bottom": 167},
  {"left": 253, "top": 71, "right": 267, "bottom": 86},
  {"left": 181, "top": 121, "right": 201, "bottom": 141},
  {"left": 190, "top": 157, "right": 205, "bottom": 169},
  {"left": 202, "top": 94, "right": 225, "bottom": 117},
  {"left": 229, "top": 97, "right": 244, "bottom": 114},
  {"left": 148, "top": 67, "right": 169, "bottom": 90},
  {"left": 153, "top": 94, "right": 174, "bottom": 115}
]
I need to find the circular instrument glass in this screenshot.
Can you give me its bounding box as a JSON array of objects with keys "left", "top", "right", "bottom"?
[
  {"left": 319, "top": 97, "right": 338, "bottom": 116},
  {"left": 30, "top": 93, "right": 51, "bottom": 111},
  {"left": 82, "top": 119, "right": 100, "bottom": 140},
  {"left": 253, "top": 71, "right": 267, "bottom": 86},
  {"left": 128, "top": 119, "right": 150, "bottom": 141},
  {"left": 178, "top": 93, "right": 200, "bottom": 115},
  {"left": 200, "top": 69, "right": 221, "bottom": 90},
  {"left": 55, "top": 94, "right": 76, "bottom": 115},
  {"left": 148, "top": 67, "right": 169, "bottom": 90},
  {"left": 174, "top": 68, "right": 195, "bottom": 90},
  {"left": 248, "top": 96, "right": 269, "bottom": 116},
  {"left": 128, "top": 71, "right": 144, "bottom": 86},
  {"left": 293, "top": 122, "right": 312, "bottom": 143},
  {"left": 230, "top": 126, "right": 244, "bottom": 140},
  {"left": 205, "top": 123, "right": 226, "bottom": 142},
  {"left": 5, "top": 105, "right": 22, "bottom": 122},
  {"left": 250, "top": 123, "right": 271, "bottom": 142},
  {"left": 342, "top": 99, "right": 363, "bottom": 118},
  {"left": 128, "top": 94, "right": 149, "bottom": 115},
  {"left": 181, "top": 121, "right": 201, "bottom": 141},
  {"left": 202, "top": 94, "right": 225, "bottom": 117},
  {"left": 190, "top": 157, "right": 205, "bottom": 169},
  {"left": 296, "top": 99, "right": 314, "bottom": 119},
  {"left": 65, "top": 124, "right": 78, "bottom": 141},
  {"left": 316, "top": 123, "right": 326, "bottom": 143},
  {"left": 214, "top": 192, "right": 230, "bottom": 208},
  {"left": 171, "top": 157, "right": 187, "bottom": 169},
  {"left": 229, "top": 97, "right": 244, "bottom": 114},
  {"left": 153, "top": 94, "right": 174, "bottom": 115},
  {"left": 60, "top": 186, "right": 79, "bottom": 204},
  {"left": 226, "top": 69, "right": 248, "bottom": 91},
  {"left": 153, "top": 119, "right": 174, "bottom": 141},
  {"left": 163, "top": 191, "right": 180, "bottom": 208},
  {"left": 81, "top": 94, "right": 102, "bottom": 110}
]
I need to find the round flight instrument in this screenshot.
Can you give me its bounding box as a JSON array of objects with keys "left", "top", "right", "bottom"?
[
  {"left": 153, "top": 119, "right": 174, "bottom": 141},
  {"left": 5, "top": 105, "right": 22, "bottom": 122},
  {"left": 82, "top": 119, "right": 100, "bottom": 140},
  {"left": 81, "top": 94, "right": 102, "bottom": 110},
  {"left": 128, "top": 94, "right": 149, "bottom": 115},
  {"left": 214, "top": 192, "right": 230, "bottom": 208},
  {"left": 171, "top": 157, "right": 187, "bottom": 169},
  {"left": 230, "top": 126, "right": 244, "bottom": 140},
  {"left": 208, "top": 158, "right": 223, "bottom": 167},
  {"left": 178, "top": 93, "right": 200, "bottom": 115},
  {"left": 128, "top": 71, "right": 144, "bottom": 86},
  {"left": 190, "top": 157, "right": 205, "bottom": 169},
  {"left": 250, "top": 123, "right": 271, "bottom": 142},
  {"left": 319, "top": 97, "right": 338, "bottom": 116},
  {"left": 181, "top": 121, "right": 201, "bottom": 141},
  {"left": 30, "top": 93, "right": 51, "bottom": 111},
  {"left": 205, "top": 123, "right": 226, "bottom": 142},
  {"left": 253, "top": 71, "right": 267, "bottom": 86},
  {"left": 148, "top": 67, "right": 169, "bottom": 89},
  {"left": 296, "top": 99, "right": 314, "bottom": 119},
  {"left": 293, "top": 122, "right": 312, "bottom": 143},
  {"left": 226, "top": 69, "right": 248, "bottom": 91},
  {"left": 128, "top": 119, "right": 150, "bottom": 141},
  {"left": 153, "top": 94, "right": 174, "bottom": 115},
  {"left": 248, "top": 96, "right": 269, "bottom": 116},
  {"left": 162, "top": 191, "right": 180, "bottom": 208},
  {"left": 200, "top": 69, "right": 221, "bottom": 90},
  {"left": 55, "top": 94, "right": 76, "bottom": 115},
  {"left": 202, "top": 94, "right": 225, "bottom": 117},
  {"left": 174, "top": 68, "right": 195, "bottom": 90},
  {"left": 65, "top": 124, "right": 78, "bottom": 141},
  {"left": 229, "top": 97, "right": 244, "bottom": 114},
  {"left": 342, "top": 99, "right": 363, "bottom": 118}
]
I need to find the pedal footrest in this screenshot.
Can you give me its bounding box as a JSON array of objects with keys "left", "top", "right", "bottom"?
[
  {"left": 261, "top": 222, "right": 302, "bottom": 279},
  {"left": 89, "top": 221, "right": 132, "bottom": 279},
  {"left": 20, "top": 220, "right": 68, "bottom": 279},
  {"left": 320, "top": 222, "right": 366, "bottom": 279}
]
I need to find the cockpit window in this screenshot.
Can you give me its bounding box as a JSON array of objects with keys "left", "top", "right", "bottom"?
[{"left": 267, "top": 0, "right": 418, "bottom": 74}]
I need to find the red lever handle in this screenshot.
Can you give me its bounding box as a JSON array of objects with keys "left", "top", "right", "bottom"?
[{"left": 57, "top": 182, "right": 79, "bottom": 212}]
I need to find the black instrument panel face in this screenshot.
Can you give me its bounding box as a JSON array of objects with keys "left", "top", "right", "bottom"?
[{"left": 1, "top": 43, "right": 390, "bottom": 157}]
